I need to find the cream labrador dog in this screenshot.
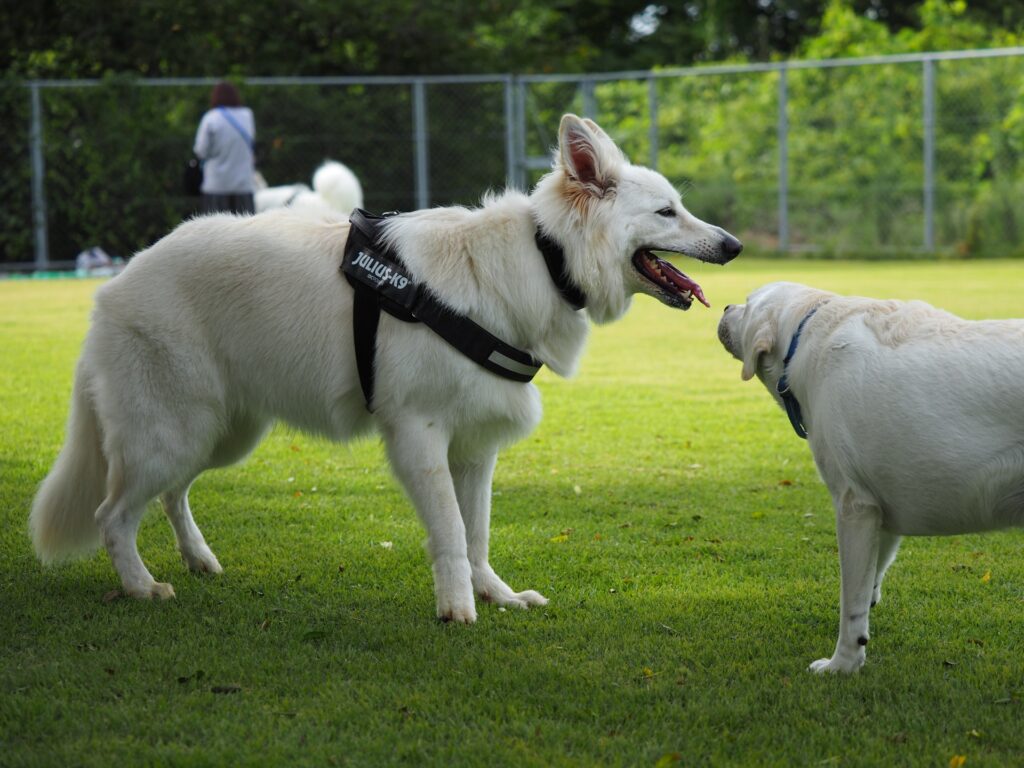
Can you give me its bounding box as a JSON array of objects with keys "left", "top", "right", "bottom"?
[{"left": 718, "top": 281, "right": 1024, "bottom": 673}]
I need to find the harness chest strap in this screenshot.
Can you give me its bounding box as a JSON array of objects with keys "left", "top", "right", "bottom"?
[{"left": 341, "top": 209, "right": 564, "bottom": 411}]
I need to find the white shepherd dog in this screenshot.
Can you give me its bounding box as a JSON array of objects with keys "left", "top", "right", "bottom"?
[
  {"left": 31, "top": 114, "right": 741, "bottom": 622},
  {"left": 254, "top": 159, "right": 364, "bottom": 216}
]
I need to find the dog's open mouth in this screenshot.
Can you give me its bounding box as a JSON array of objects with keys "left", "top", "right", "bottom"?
[{"left": 632, "top": 250, "right": 710, "bottom": 310}]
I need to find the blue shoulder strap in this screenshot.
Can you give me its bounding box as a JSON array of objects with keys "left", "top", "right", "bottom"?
[{"left": 217, "top": 107, "right": 253, "bottom": 150}]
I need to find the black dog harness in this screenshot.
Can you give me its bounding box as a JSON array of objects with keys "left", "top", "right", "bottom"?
[{"left": 341, "top": 209, "right": 584, "bottom": 411}]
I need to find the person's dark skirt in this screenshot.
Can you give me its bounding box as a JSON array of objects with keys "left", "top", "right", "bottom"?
[{"left": 200, "top": 193, "right": 255, "bottom": 215}]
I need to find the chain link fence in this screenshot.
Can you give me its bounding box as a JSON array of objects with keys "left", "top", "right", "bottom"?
[{"left": 3, "top": 47, "right": 1023, "bottom": 269}]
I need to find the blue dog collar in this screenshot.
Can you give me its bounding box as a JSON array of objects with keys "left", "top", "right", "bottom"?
[{"left": 776, "top": 305, "right": 824, "bottom": 439}]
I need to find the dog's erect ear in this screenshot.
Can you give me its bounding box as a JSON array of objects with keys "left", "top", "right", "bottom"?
[
  {"left": 741, "top": 324, "right": 775, "bottom": 381},
  {"left": 581, "top": 118, "right": 613, "bottom": 145},
  {"left": 558, "top": 114, "right": 618, "bottom": 194}
]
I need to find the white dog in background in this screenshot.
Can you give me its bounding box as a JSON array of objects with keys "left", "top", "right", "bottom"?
[
  {"left": 30, "top": 114, "right": 741, "bottom": 622},
  {"left": 254, "top": 159, "right": 364, "bottom": 216},
  {"left": 719, "top": 281, "right": 1024, "bottom": 672}
]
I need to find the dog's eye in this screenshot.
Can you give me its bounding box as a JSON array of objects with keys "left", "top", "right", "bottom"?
[{"left": 656, "top": 207, "right": 676, "bottom": 218}]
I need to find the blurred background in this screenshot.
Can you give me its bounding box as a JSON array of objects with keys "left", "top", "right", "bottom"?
[{"left": 2, "top": 0, "right": 1023, "bottom": 269}]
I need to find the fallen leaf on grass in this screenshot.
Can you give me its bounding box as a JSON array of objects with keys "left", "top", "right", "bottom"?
[
  {"left": 379, "top": 541, "right": 393, "bottom": 550},
  {"left": 573, "top": 484, "right": 582, "bottom": 495},
  {"left": 949, "top": 755, "right": 966, "bottom": 768},
  {"left": 549, "top": 534, "right": 570, "bottom": 543},
  {"left": 258, "top": 618, "right": 271, "bottom": 631},
  {"left": 778, "top": 479, "right": 793, "bottom": 486},
  {"left": 102, "top": 589, "right": 122, "bottom": 603},
  {"left": 980, "top": 570, "right": 991, "bottom": 584},
  {"left": 654, "top": 753, "right": 681, "bottom": 768},
  {"left": 968, "top": 730, "right": 982, "bottom": 739},
  {"left": 943, "top": 659, "right": 957, "bottom": 667}
]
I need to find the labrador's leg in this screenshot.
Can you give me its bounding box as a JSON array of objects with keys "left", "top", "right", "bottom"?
[
  {"left": 871, "top": 530, "right": 902, "bottom": 608},
  {"left": 809, "top": 490, "right": 881, "bottom": 674}
]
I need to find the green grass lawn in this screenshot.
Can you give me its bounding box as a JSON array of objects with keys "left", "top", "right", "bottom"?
[{"left": 2, "top": 258, "right": 1023, "bottom": 767}]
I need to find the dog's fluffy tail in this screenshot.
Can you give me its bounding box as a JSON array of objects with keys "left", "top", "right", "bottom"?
[
  {"left": 30, "top": 366, "right": 107, "bottom": 563},
  {"left": 312, "top": 160, "right": 364, "bottom": 214}
]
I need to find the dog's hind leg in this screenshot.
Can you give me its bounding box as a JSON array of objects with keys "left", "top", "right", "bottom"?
[
  {"left": 162, "top": 481, "right": 222, "bottom": 575},
  {"left": 451, "top": 451, "right": 548, "bottom": 610},
  {"left": 382, "top": 418, "right": 476, "bottom": 623},
  {"left": 809, "top": 489, "right": 882, "bottom": 674},
  {"left": 871, "top": 530, "right": 902, "bottom": 608},
  {"left": 161, "top": 416, "right": 268, "bottom": 575},
  {"left": 96, "top": 475, "right": 176, "bottom": 600}
]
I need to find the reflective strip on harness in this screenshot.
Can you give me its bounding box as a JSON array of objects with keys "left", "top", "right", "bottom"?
[{"left": 341, "top": 209, "right": 544, "bottom": 411}]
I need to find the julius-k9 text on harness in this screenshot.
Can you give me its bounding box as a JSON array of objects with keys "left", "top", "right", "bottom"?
[{"left": 341, "top": 209, "right": 571, "bottom": 411}]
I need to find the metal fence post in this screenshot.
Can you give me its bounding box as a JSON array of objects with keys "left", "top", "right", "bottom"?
[
  {"left": 777, "top": 67, "right": 789, "bottom": 252},
  {"left": 516, "top": 78, "right": 528, "bottom": 189},
  {"left": 412, "top": 79, "right": 429, "bottom": 209},
  {"left": 647, "top": 76, "right": 658, "bottom": 170},
  {"left": 581, "top": 79, "right": 596, "bottom": 119},
  {"left": 922, "top": 58, "right": 936, "bottom": 251},
  {"left": 30, "top": 83, "right": 49, "bottom": 269},
  {"left": 504, "top": 75, "right": 517, "bottom": 189}
]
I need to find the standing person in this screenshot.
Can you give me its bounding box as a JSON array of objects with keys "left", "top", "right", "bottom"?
[{"left": 193, "top": 81, "right": 256, "bottom": 214}]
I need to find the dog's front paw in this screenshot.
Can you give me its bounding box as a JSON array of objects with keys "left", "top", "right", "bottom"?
[
  {"left": 871, "top": 583, "right": 882, "bottom": 608},
  {"left": 436, "top": 593, "right": 477, "bottom": 624},
  {"left": 472, "top": 563, "right": 548, "bottom": 610},
  {"left": 808, "top": 652, "right": 864, "bottom": 674},
  {"left": 433, "top": 556, "right": 476, "bottom": 623}
]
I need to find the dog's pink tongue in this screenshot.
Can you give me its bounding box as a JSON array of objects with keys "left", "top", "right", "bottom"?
[{"left": 664, "top": 265, "right": 710, "bottom": 308}]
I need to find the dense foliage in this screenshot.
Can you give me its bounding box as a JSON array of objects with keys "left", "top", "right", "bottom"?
[
  {"left": 1, "top": 0, "right": 1022, "bottom": 263},
  {"left": 4, "top": 0, "right": 1022, "bottom": 77}
]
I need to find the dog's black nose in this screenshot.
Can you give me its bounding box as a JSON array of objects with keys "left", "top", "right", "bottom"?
[{"left": 721, "top": 235, "right": 743, "bottom": 261}]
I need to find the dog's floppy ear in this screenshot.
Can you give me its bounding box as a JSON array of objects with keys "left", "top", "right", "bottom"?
[
  {"left": 741, "top": 323, "right": 775, "bottom": 381},
  {"left": 558, "top": 114, "right": 617, "bottom": 194}
]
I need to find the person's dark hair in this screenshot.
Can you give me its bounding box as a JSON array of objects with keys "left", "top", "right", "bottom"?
[{"left": 209, "top": 81, "right": 242, "bottom": 108}]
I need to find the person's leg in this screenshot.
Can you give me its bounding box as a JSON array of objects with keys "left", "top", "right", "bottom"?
[{"left": 200, "top": 194, "right": 230, "bottom": 214}]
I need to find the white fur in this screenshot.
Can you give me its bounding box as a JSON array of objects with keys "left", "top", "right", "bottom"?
[
  {"left": 30, "top": 115, "right": 738, "bottom": 620},
  {"left": 254, "top": 160, "right": 364, "bottom": 216},
  {"left": 719, "top": 281, "right": 1024, "bottom": 672}
]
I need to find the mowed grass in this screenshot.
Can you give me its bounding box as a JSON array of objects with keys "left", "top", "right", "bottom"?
[{"left": 2, "top": 258, "right": 1024, "bottom": 767}]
